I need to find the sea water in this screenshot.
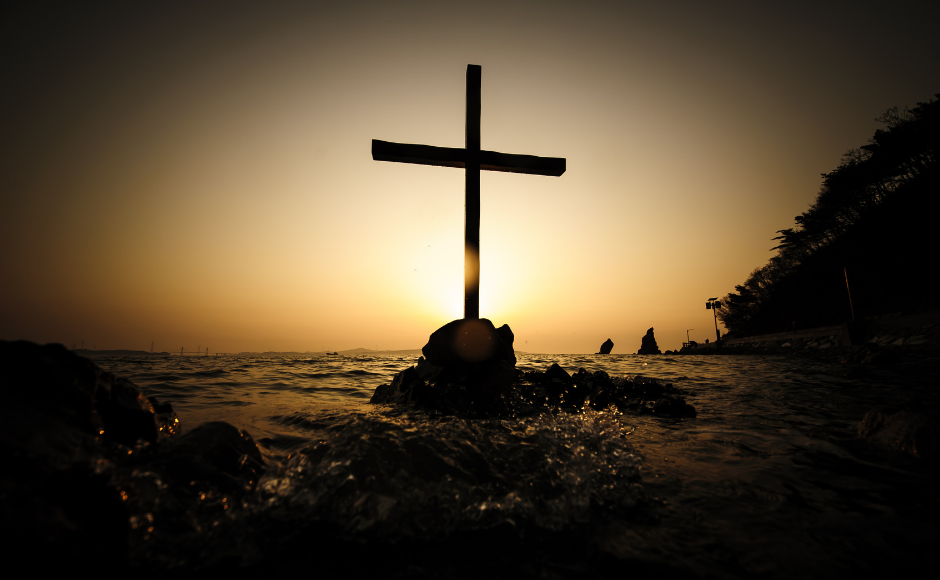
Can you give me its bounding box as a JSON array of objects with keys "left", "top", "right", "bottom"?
[{"left": 90, "top": 353, "right": 939, "bottom": 577}]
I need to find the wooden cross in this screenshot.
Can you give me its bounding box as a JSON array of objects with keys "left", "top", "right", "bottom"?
[{"left": 372, "top": 64, "right": 566, "bottom": 319}]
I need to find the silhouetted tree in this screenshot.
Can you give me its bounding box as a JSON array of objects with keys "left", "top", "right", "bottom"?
[{"left": 719, "top": 95, "right": 939, "bottom": 336}]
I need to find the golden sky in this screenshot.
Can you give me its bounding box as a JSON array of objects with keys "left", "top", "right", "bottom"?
[{"left": 2, "top": 0, "right": 938, "bottom": 353}]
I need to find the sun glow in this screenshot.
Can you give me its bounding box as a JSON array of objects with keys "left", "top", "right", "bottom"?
[{"left": 2, "top": 2, "right": 934, "bottom": 353}]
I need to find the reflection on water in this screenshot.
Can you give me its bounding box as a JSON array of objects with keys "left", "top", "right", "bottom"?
[{"left": 92, "top": 353, "right": 940, "bottom": 576}]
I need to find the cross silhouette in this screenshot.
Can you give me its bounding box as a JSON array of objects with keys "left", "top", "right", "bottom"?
[{"left": 372, "top": 64, "right": 566, "bottom": 319}]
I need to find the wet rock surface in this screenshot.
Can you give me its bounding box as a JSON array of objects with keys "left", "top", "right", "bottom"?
[
  {"left": 0, "top": 340, "right": 264, "bottom": 570},
  {"left": 513, "top": 365, "right": 696, "bottom": 418},
  {"left": 371, "top": 321, "right": 695, "bottom": 418},
  {"left": 858, "top": 405, "right": 940, "bottom": 459},
  {"left": 841, "top": 342, "right": 904, "bottom": 365}
]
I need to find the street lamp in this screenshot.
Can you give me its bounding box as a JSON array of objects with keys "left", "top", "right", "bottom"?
[
  {"left": 686, "top": 328, "right": 694, "bottom": 343},
  {"left": 705, "top": 298, "right": 722, "bottom": 342}
]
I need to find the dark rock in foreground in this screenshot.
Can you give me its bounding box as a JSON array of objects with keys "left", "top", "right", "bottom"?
[
  {"left": 0, "top": 340, "right": 264, "bottom": 570},
  {"left": 841, "top": 342, "right": 903, "bottom": 365},
  {"left": 637, "top": 327, "right": 662, "bottom": 355},
  {"left": 858, "top": 405, "right": 940, "bottom": 459},
  {"left": 597, "top": 338, "right": 614, "bottom": 354},
  {"left": 371, "top": 320, "right": 695, "bottom": 418}
]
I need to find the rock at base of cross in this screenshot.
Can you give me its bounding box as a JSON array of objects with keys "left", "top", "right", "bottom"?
[
  {"left": 370, "top": 318, "right": 517, "bottom": 414},
  {"left": 597, "top": 338, "right": 614, "bottom": 354},
  {"left": 637, "top": 327, "right": 662, "bottom": 355},
  {"left": 370, "top": 322, "right": 696, "bottom": 419}
]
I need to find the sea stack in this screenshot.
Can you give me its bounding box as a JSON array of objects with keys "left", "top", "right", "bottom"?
[
  {"left": 597, "top": 338, "right": 614, "bottom": 354},
  {"left": 637, "top": 328, "right": 662, "bottom": 354}
]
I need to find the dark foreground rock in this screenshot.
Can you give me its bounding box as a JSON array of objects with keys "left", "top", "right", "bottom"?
[
  {"left": 371, "top": 320, "right": 695, "bottom": 418},
  {"left": 0, "top": 340, "right": 264, "bottom": 570},
  {"left": 637, "top": 327, "right": 662, "bottom": 355},
  {"left": 597, "top": 338, "right": 614, "bottom": 354},
  {"left": 858, "top": 405, "right": 940, "bottom": 459},
  {"left": 841, "top": 342, "right": 903, "bottom": 365}
]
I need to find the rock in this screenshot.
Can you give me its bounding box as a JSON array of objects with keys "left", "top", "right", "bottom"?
[
  {"left": 841, "top": 342, "right": 902, "bottom": 365},
  {"left": 597, "top": 338, "right": 614, "bottom": 354},
  {"left": 544, "top": 362, "right": 572, "bottom": 385},
  {"left": 543, "top": 363, "right": 582, "bottom": 406},
  {"left": 152, "top": 421, "right": 264, "bottom": 496},
  {"left": 373, "top": 347, "right": 697, "bottom": 420},
  {"left": 148, "top": 396, "right": 181, "bottom": 436},
  {"left": 97, "top": 373, "right": 160, "bottom": 446},
  {"left": 0, "top": 340, "right": 178, "bottom": 464},
  {"left": 858, "top": 405, "right": 940, "bottom": 458},
  {"left": 370, "top": 365, "right": 423, "bottom": 405},
  {"left": 0, "top": 340, "right": 178, "bottom": 569},
  {"left": 574, "top": 369, "right": 694, "bottom": 416},
  {"left": 652, "top": 394, "right": 697, "bottom": 417},
  {"left": 637, "top": 328, "right": 662, "bottom": 355},
  {"left": 0, "top": 340, "right": 265, "bottom": 570},
  {"left": 422, "top": 318, "right": 516, "bottom": 367},
  {"left": 369, "top": 322, "right": 697, "bottom": 418},
  {"left": 371, "top": 319, "right": 517, "bottom": 414}
]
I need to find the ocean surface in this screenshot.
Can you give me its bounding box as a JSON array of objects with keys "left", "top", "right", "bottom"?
[{"left": 89, "top": 352, "right": 939, "bottom": 577}]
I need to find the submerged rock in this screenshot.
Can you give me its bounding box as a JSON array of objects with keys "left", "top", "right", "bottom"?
[
  {"left": 637, "top": 327, "right": 662, "bottom": 355},
  {"left": 597, "top": 338, "right": 614, "bottom": 354}
]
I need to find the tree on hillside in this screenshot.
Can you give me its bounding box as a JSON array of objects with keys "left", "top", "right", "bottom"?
[{"left": 718, "top": 95, "right": 939, "bottom": 336}]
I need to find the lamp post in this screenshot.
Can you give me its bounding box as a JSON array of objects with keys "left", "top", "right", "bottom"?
[
  {"left": 686, "top": 328, "right": 694, "bottom": 343},
  {"left": 705, "top": 298, "right": 722, "bottom": 343}
]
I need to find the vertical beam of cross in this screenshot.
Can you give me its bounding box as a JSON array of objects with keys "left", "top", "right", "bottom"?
[
  {"left": 371, "top": 65, "right": 565, "bottom": 321},
  {"left": 465, "top": 65, "right": 482, "bottom": 319}
]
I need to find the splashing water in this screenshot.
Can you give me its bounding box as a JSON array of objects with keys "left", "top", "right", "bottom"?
[{"left": 90, "top": 352, "right": 940, "bottom": 577}]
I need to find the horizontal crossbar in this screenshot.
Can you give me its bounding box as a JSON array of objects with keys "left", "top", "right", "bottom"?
[{"left": 372, "top": 140, "right": 566, "bottom": 176}]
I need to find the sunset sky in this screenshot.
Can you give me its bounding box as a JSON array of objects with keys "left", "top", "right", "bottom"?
[{"left": 2, "top": 0, "right": 938, "bottom": 354}]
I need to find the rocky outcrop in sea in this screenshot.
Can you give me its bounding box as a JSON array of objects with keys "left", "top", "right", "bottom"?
[
  {"left": 597, "top": 338, "right": 614, "bottom": 354},
  {"left": 637, "top": 327, "right": 661, "bottom": 354},
  {"left": 371, "top": 319, "right": 695, "bottom": 418}
]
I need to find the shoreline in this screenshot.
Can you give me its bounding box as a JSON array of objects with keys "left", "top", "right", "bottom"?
[{"left": 678, "top": 311, "right": 940, "bottom": 362}]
